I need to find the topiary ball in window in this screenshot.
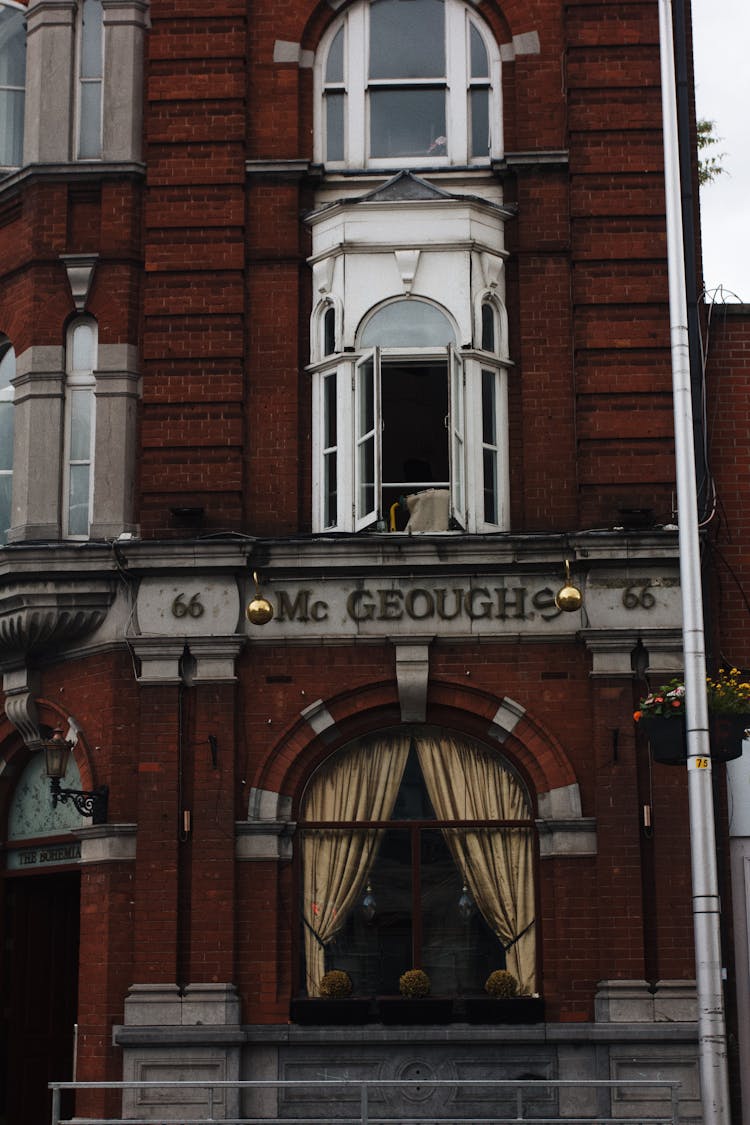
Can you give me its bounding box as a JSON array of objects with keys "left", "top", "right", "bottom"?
[
  {"left": 485, "top": 969, "right": 519, "bottom": 998},
  {"left": 399, "top": 969, "right": 431, "bottom": 998},
  {"left": 319, "top": 969, "right": 353, "bottom": 999}
]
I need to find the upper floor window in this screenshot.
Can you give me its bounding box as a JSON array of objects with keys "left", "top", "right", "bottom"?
[
  {"left": 0, "top": 1, "right": 25, "bottom": 171},
  {"left": 64, "top": 319, "right": 96, "bottom": 538},
  {"left": 78, "top": 0, "right": 103, "bottom": 159},
  {"left": 313, "top": 296, "right": 508, "bottom": 534},
  {"left": 316, "top": 0, "right": 501, "bottom": 169},
  {"left": 299, "top": 729, "right": 536, "bottom": 1000},
  {"left": 0, "top": 335, "right": 14, "bottom": 543}
]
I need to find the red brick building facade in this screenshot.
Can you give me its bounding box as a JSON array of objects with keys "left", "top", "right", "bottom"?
[{"left": 0, "top": 0, "right": 730, "bottom": 1121}]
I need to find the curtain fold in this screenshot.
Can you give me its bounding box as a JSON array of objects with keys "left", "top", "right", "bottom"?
[
  {"left": 414, "top": 732, "right": 536, "bottom": 994},
  {"left": 301, "top": 733, "right": 410, "bottom": 995}
]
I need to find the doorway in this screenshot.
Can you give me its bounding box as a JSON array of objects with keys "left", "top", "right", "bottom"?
[{"left": 0, "top": 872, "right": 80, "bottom": 1125}]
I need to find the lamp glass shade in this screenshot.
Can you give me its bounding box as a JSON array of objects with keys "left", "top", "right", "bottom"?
[{"left": 44, "top": 733, "right": 71, "bottom": 780}]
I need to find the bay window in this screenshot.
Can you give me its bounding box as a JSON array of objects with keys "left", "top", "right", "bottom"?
[
  {"left": 299, "top": 729, "right": 536, "bottom": 999},
  {"left": 0, "top": 1, "right": 25, "bottom": 171},
  {"left": 312, "top": 298, "right": 508, "bottom": 533},
  {"left": 316, "top": 0, "right": 501, "bottom": 169}
]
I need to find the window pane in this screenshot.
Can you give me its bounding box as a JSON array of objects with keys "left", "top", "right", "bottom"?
[
  {"left": 421, "top": 829, "right": 505, "bottom": 995},
  {"left": 70, "top": 390, "right": 92, "bottom": 462},
  {"left": 0, "top": 470, "right": 11, "bottom": 544},
  {"left": 325, "top": 93, "right": 345, "bottom": 163},
  {"left": 358, "top": 438, "right": 374, "bottom": 517},
  {"left": 79, "top": 81, "right": 102, "bottom": 158},
  {"left": 358, "top": 359, "right": 374, "bottom": 437},
  {"left": 71, "top": 322, "right": 95, "bottom": 372},
  {"left": 326, "top": 26, "right": 344, "bottom": 84},
  {"left": 470, "top": 24, "right": 489, "bottom": 77},
  {"left": 0, "top": 400, "right": 13, "bottom": 471},
  {"left": 0, "top": 90, "right": 24, "bottom": 167},
  {"left": 81, "top": 0, "right": 103, "bottom": 79},
  {"left": 481, "top": 368, "right": 496, "bottom": 445},
  {"left": 483, "top": 448, "right": 498, "bottom": 524},
  {"left": 0, "top": 7, "right": 26, "bottom": 86},
  {"left": 470, "top": 86, "right": 489, "bottom": 159},
  {"left": 0, "top": 339, "right": 15, "bottom": 392},
  {"left": 370, "top": 0, "right": 444, "bottom": 79},
  {"left": 323, "top": 307, "right": 336, "bottom": 355},
  {"left": 370, "top": 88, "right": 446, "bottom": 158},
  {"left": 324, "top": 371, "right": 337, "bottom": 447},
  {"left": 324, "top": 451, "right": 337, "bottom": 528},
  {"left": 68, "top": 464, "right": 90, "bottom": 536},
  {"left": 481, "top": 303, "right": 495, "bottom": 351},
  {"left": 361, "top": 300, "right": 454, "bottom": 347}
]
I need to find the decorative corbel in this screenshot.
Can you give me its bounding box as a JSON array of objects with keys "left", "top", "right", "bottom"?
[
  {"left": 394, "top": 249, "right": 421, "bottom": 294},
  {"left": 3, "top": 665, "right": 42, "bottom": 748},
  {"left": 61, "top": 253, "right": 99, "bottom": 313}
]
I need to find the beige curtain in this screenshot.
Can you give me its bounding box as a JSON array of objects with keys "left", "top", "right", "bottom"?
[
  {"left": 301, "top": 733, "right": 410, "bottom": 995},
  {"left": 415, "top": 732, "right": 537, "bottom": 994}
]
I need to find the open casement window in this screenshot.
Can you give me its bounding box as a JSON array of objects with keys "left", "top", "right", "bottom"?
[
  {"left": 0, "top": 1, "right": 26, "bottom": 171},
  {"left": 316, "top": 0, "right": 501, "bottom": 170},
  {"left": 64, "top": 320, "right": 97, "bottom": 539},
  {"left": 0, "top": 336, "right": 14, "bottom": 543},
  {"left": 298, "top": 730, "right": 537, "bottom": 999},
  {"left": 351, "top": 345, "right": 466, "bottom": 533}
]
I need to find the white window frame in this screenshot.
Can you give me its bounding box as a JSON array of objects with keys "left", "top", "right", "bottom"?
[
  {"left": 311, "top": 345, "right": 509, "bottom": 535},
  {"left": 76, "top": 0, "right": 104, "bottom": 160},
  {"left": 314, "top": 0, "right": 502, "bottom": 170},
  {"left": 0, "top": 0, "right": 26, "bottom": 172},
  {"left": 63, "top": 318, "right": 97, "bottom": 540}
]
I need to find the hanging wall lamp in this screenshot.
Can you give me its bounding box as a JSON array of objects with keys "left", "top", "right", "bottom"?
[{"left": 42, "top": 728, "right": 109, "bottom": 825}]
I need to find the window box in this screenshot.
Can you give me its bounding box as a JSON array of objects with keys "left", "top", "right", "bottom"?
[
  {"left": 462, "top": 996, "right": 545, "bottom": 1025},
  {"left": 377, "top": 997, "right": 454, "bottom": 1024},
  {"left": 642, "top": 715, "right": 749, "bottom": 765},
  {"left": 290, "top": 997, "right": 374, "bottom": 1025}
]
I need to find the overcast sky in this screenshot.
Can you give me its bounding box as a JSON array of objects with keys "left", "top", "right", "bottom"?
[{"left": 691, "top": 0, "right": 749, "bottom": 302}]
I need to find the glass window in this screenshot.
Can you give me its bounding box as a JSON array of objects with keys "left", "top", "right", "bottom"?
[
  {"left": 299, "top": 730, "right": 536, "bottom": 999},
  {"left": 316, "top": 0, "right": 499, "bottom": 168},
  {"left": 65, "top": 320, "right": 97, "bottom": 538},
  {"left": 0, "top": 2, "right": 26, "bottom": 170},
  {"left": 0, "top": 335, "right": 15, "bottom": 543},
  {"left": 361, "top": 300, "right": 455, "bottom": 348},
  {"left": 79, "top": 0, "right": 103, "bottom": 158}
]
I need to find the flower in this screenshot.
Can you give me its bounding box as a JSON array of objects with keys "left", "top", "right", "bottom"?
[{"left": 635, "top": 670, "right": 750, "bottom": 721}]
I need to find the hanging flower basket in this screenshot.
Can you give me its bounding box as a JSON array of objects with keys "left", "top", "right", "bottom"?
[
  {"left": 635, "top": 672, "right": 750, "bottom": 766},
  {"left": 640, "top": 714, "right": 749, "bottom": 765}
]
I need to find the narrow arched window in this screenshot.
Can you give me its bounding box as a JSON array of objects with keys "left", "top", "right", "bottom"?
[
  {"left": 481, "top": 302, "right": 495, "bottom": 352},
  {"left": 64, "top": 319, "right": 97, "bottom": 538},
  {"left": 78, "top": 0, "right": 104, "bottom": 158},
  {"left": 0, "top": 335, "right": 15, "bottom": 543},
  {"left": 0, "top": 1, "right": 26, "bottom": 171},
  {"left": 323, "top": 306, "right": 336, "bottom": 357}
]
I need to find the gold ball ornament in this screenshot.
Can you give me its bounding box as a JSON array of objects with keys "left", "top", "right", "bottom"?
[
  {"left": 554, "top": 583, "right": 583, "bottom": 612},
  {"left": 246, "top": 595, "right": 274, "bottom": 625}
]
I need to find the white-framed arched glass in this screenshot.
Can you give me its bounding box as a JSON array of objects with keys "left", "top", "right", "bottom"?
[{"left": 315, "top": 0, "right": 502, "bottom": 169}]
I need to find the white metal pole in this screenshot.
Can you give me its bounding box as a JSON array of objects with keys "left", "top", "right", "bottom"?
[{"left": 657, "top": 2, "right": 731, "bottom": 1122}]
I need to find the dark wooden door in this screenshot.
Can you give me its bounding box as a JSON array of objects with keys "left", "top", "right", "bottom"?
[{"left": 1, "top": 872, "right": 80, "bottom": 1125}]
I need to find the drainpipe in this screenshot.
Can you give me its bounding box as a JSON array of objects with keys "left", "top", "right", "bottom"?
[{"left": 657, "top": 3, "right": 731, "bottom": 1124}]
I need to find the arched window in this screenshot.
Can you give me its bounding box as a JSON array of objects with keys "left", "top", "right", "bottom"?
[
  {"left": 78, "top": 0, "right": 103, "bottom": 158},
  {"left": 0, "top": 1, "right": 26, "bottom": 171},
  {"left": 315, "top": 0, "right": 501, "bottom": 169},
  {"left": 0, "top": 335, "right": 14, "bottom": 543},
  {"left": 298, "top": 729, "right": 537, "bottom": 1000},
  {"left": 64, "top": 319, "right": 97, "bottom": 538}
]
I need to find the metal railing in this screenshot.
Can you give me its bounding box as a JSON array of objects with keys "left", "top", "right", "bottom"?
[{"left": 49, "top": 1077, "right": 683, "bottom": 1125}]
